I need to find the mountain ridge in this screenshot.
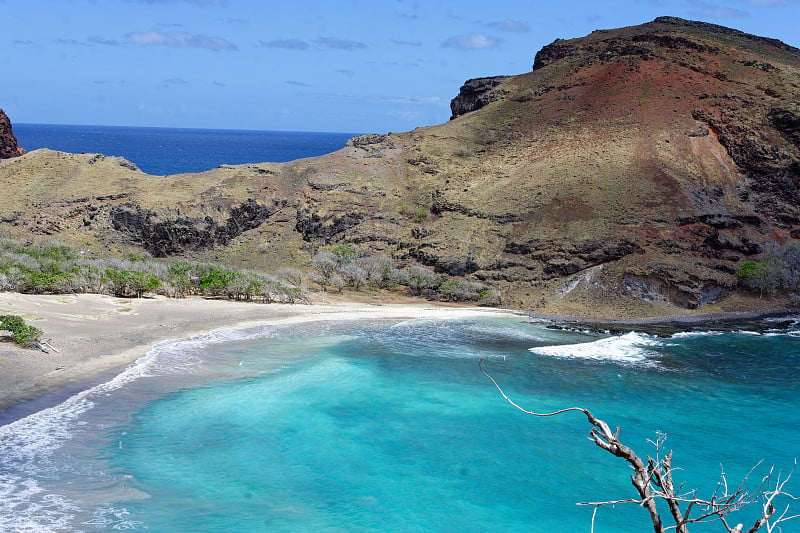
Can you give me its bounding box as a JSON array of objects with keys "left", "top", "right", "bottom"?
[{"left": 2, "top": 17, "right": 800, "bottom": 317}]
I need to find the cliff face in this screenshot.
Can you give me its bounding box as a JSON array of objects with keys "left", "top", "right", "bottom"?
[
  {"left": 0, "top": 109, "right": 25, "bottom": 159},
  {"left": 1, "top": 17, "right": 799, "bottom": 317},
  {"left": 449, "top": 76, "right": 510, "bottom": 120}
]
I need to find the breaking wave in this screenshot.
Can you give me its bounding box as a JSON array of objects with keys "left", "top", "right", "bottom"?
[
  {"left": 529, "top": 331, "right": 663, "bottom": 366},
  {"left": 0, "top": 324, "right": 280, "bottom": 532}
]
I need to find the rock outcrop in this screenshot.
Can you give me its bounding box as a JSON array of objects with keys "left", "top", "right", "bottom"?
[
  {"left": 110, "top": 199, "right": 278, "bottom": 257},
  {"left": 449, "top": 76, "right": 510, "bottom": 120},
  {"left": 0, "top": 109, "right": 25, "bottom": 159}
]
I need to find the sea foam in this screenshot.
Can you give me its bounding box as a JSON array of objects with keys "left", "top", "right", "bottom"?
[
  {"left": 0, "top": 324, "right": 281, "bottom": 532},
  {"left": 529, "top": 331, "right": 662, "bottom": 365}
]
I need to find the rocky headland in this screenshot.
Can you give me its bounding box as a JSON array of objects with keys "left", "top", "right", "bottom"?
[
  {"left": 1, "top": 17, "right": 799, "bottom": 318},
  {"left": 0, "top": 109, "right": 25, "bottom": 159}
]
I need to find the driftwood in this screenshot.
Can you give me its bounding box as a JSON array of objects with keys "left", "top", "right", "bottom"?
[
  {"left": 35, "top": 339, "right": 59, "bottom": 354},
  {"left": 479, "top": 358, "right": 799, "bottom": 533}
]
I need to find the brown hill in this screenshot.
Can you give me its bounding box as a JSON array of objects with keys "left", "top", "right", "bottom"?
[{"left": 1, "top": 17, "right": 799, "bottom": 317}]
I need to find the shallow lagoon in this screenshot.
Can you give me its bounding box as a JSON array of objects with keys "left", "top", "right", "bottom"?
[{"left": 1, "top": 316, "right": 798, "bottom": 532}]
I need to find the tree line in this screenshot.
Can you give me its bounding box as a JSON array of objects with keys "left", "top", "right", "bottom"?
[{"left": 0, "top": 238, "right": 500, "bottom": 304}]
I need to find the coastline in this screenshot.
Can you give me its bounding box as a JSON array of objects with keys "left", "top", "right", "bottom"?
[
  {"left": 0, "top": 292, "right": 519, "bottom": 420},
  {"left": 2, "top": 291, "right": 796, "bottom": 422},
  {"left": 529, "top": 308, "right": 800, "bottom": 336}
]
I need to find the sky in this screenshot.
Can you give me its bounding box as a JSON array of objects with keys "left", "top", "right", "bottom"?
[{"left": 2, "top": 0, "right": 799, "bottom": 133}]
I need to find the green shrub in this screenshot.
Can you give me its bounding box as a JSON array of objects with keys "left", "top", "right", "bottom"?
[
  {"left": 0, "top": 314, "right": 43, "bottom": 348},
  {"left": 198, "top": 267, "right": 237, "bottom": 296},
  {"left": 399, "top": 204, "right": 429, "bottom": 223},
  {"left": 331, "top": 244, "right": 359, "bottom": 265},
  {"left": 167, "top": 260, "right": 196, "bottom": 297},
  {"left": 104, "top": 269, "right": 162, "bottom": 298},
  {"left": 738, "top": 259, "right": 780, "bottom": 297},
  {"left": 23, "top": 269, "right": 73, "bottom": 293},
  {"left": 17, "top": 242, "right": 76, "bottom": 263}
]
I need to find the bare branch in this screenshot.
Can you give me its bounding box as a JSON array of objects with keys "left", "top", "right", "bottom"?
[{"left": 479, "top": 358, "right": 799, "bottom": 533}]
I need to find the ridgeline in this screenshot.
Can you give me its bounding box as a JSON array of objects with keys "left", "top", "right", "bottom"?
[{"left": 2, "top": 17, "right": 800, "bottom": 318}]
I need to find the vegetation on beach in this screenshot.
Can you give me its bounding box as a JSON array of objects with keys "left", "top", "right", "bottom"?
[
  {"left": 0, "top": 314, "right": 43, "bottom": 348},
  {"left": 738, "top": 241, "right": 800, "bottom": 298},
  {"left": 0, "top": 238, "right": 499, "bottom": 304},
  {"left": 307, "top": 243, "right": 499, "bottom": 303},
  {"left": 0, "top": 238, "right": 308, "bottom": 303}
]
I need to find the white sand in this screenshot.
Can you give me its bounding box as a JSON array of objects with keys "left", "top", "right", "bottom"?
[{"left": 0, "top": 292, "right": 519, "bottom": 415}]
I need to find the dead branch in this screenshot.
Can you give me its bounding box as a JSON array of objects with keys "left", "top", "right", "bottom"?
[{"left": 479, "top": 358, "right": 798, "bottom": 533}]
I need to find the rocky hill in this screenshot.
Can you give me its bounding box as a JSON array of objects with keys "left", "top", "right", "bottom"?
[
  {"left": 0, "top": 109, "right": 25, "bottom": 159},
  {"left": 1, "top": 17, "right": 799, "bottom": 317}
]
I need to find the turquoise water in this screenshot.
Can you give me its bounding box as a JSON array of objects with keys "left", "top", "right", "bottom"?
[{"left": 1, "top": 316, "right": 799, "bottom": 532}]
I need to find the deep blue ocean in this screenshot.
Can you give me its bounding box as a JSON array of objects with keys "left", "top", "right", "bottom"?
[
  {"left": 0, "top": 315, "right": 798, "bottom": 532},
  {"left": 13, "top": 123, "right": 358, "bottom": 175}
]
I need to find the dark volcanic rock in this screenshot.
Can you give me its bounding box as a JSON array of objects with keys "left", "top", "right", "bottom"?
[
  {"left": 0, "top": 109, "right": 25, "bottom": 159},
  {"left": 449, "top": 76, "right": 510, "bottom": 120},
  {"left": 294, "top": 209, "right": 365, "bottom": 245},
  {"left": 532, "top": 39, "right": 576, "bottom": 70},
  {"left": 769, "top": 108, "right": 800, "bottom": 148},
  {"left": 653, "top": 16, "right": 800, "bottom": 53},
  {"left": 110, "top": 199, "right": 274, "bottom": 256}
]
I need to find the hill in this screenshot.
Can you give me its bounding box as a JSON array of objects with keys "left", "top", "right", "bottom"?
[{"left": 1, "top": 17, "right": 799, "bottom": 317}]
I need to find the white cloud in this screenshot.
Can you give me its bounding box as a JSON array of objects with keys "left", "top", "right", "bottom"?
[
  {"left": 391, "top": 39, "right": 422, "bottom": 47},
  {"left": 162, "top": 77, "right": 189, "bottom": 87},
  {"left": 260, "top": 38, "right": 310, "bottom": 50},
  {"left": 442, "top": 33, "right": 499, "bottom": 50},
  {"left": 126, "top": 31, "right": 236, "bottom": 50},
  {"left": 373, "top": 95, "right": 446, "bottom": 106},
  {"left": 55, "top": 38, "right": 90, "bottom": 47},
  {"left": 315, "top": 37, "right": 367, "bottom": 50},
  {"left": 486, "top": 19, "right": 530, "bottom": 33}
]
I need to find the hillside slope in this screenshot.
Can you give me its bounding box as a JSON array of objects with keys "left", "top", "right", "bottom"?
[{"left": 1, "top": 17, "right": 799, "bottom": 317}]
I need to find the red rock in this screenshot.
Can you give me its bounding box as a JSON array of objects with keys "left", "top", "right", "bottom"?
[{"left": 0, "top": 109, "right": 25, "bottom": 159}]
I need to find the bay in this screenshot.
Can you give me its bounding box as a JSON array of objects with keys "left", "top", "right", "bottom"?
[{"left": 1, "top": 316, "right": 798, "bottom": 532}]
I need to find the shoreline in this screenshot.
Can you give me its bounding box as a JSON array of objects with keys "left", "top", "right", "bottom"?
[
  {"left": 529, "top": 308, "right": 799, "bottom": 335},
  {"left": 0, "top": 292, "right": 519, "bottom": 421},
  {"left": 2, "top": 292, "right": 797, "bottom": 422}
]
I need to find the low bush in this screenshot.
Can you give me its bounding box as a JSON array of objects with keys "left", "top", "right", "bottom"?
[{"left": 0, "top": 314, "right": 43, "bottom": 348}]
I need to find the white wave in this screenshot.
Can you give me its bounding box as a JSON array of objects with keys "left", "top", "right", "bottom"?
[
  {"left": 670, "top": 330, "right": 725, "bottom": 339},
  {"left": 529, "top": 332, "right": 662, "bottom": 365},
  {"left": 0, "top": 323, "right": 283, "bottom": 531}
]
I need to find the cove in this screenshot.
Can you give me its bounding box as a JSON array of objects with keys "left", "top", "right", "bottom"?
[{"left": 1, "top": 316, "right": 798, "bottom": 532}]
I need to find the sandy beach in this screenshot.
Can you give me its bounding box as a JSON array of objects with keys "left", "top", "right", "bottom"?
[{"left": 0, "top": 292, "right": 519, "bottom": 418}]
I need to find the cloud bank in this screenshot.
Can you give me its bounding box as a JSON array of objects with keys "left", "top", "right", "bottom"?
[
  {"left": 126, "top": 31, "right": 236, "bottom": 50},
  {"left": 442, "top": 33, "right": 499, "bottom": 49}
]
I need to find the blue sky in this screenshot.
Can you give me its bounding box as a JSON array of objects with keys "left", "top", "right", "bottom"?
[{"left": 2, "top": 0, "right": 798, "bottom": 133}]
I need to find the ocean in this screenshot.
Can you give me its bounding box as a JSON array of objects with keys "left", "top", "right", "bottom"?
[
  {"left": 12, "top": 123, "right": 358, "bottom": 175},
  {"left": 1, "top": 316, "right": 798, "bottom": 532}
]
